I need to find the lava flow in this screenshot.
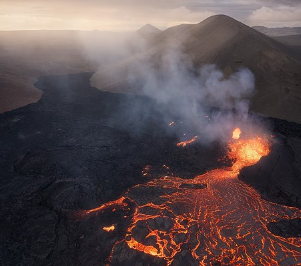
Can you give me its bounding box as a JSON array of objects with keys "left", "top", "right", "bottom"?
[
  {"left": 80, "top": 128, "right": 301, "bottom": 265},
  {"left": 103, "top": 225, "right": 115, "bottom": 232},
  {"left": 177, "top": 136, "right": 198, "bottom": 147}
]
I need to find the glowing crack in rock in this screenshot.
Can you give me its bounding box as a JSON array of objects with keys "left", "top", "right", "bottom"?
[
  {"left": 176, "top": 136, "right": 198, "bottom": 147},
  {"left": 80, "top": 128, "right": 301, "bottom": 265}
]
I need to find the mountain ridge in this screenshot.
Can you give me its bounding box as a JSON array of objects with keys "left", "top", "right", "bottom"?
[
  {"left": 253, "top": 26, "right": 301, "bottom": 37},
  {"left": 91, "top": 14, "right": 301, "bottom": 123}
]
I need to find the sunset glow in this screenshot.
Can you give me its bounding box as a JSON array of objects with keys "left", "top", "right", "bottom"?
[{"left": 1, "top": 0, "right": 300, "bottom": 31}]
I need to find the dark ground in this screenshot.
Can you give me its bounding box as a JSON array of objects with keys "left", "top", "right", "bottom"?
[{"left": 1, "top": 72, "right": 301, "bottom": 265}]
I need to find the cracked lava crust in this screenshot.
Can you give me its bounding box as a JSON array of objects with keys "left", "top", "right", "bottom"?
[{"left": 77, "top": 128, "right": 301, "bottom": 265}]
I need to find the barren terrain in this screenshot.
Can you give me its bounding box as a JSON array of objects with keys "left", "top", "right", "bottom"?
[
  {"left": 1, "top": 73, "right": 301, "bottom": 265},
  {"left": 2, "top": 15, "right": 301, "bottom": 266}
]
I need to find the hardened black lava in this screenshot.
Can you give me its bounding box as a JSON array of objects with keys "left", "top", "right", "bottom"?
[{"left": 1, "top": 72, "right": 301, "bottom": 266}]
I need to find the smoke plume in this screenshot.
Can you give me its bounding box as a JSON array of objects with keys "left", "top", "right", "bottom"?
[{"left": 91, "top": 40, "right": 266, "bottom": 145}]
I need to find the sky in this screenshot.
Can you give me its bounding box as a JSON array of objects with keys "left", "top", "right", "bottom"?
[{"left": 0, "top": 0, "right": 301, "bottom": 31}]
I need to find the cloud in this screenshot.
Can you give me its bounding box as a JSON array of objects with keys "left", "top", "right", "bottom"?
[
  {"left": 260, "top": 0, "right": 301, "bottom": 7},
  {"left": 249, "top": 5, "right": 301, "bottom": 26},
  {"left": 145, "top": 6, "right": 215, "bottom": 27},
  {"left": 0, "top": 2, "right": 215, "bottom": 30},
  {"left": 0, "top": 0, "right": 300, "bottom": 30}
]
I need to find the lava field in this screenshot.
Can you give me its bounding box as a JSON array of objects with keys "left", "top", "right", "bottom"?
[{"left": 1, "top": 73, "right": 301, "bottom": 266}]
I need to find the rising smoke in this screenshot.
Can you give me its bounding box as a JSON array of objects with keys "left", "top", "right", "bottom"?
[{"left": 91, "top": 39, "right": 266, "bottom": 145}]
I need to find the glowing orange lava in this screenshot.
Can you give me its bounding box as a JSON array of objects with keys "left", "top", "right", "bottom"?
[
  {"left": 177, "top": 136, "right": 198, "bottom": 147},
  {"left": 103, "top": 225, "right": 115, "bottom": 232},
  {"left": 232, "top": 127, "right": 242, "bottom": 140},
  {"left": 80, "top": 128, "right": 301, "bottom": 265},
  {"left": 83, "top": 197, "right": 128, "bottom": 215},
  {"left": 228, "top": 135, "right": 271, "bottom": 172}
]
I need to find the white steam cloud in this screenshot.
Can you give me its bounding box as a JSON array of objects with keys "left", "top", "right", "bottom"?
[
  {"left": 122, "top": 46, "right": 256, "bottom": 143},
  {"left": 91, "top": 39, "right": 263, "bottom": 145}
]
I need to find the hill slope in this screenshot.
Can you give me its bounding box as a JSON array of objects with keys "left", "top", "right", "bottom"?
[{"left": 91, "top": 15, "right": 301, "bottom": 124}]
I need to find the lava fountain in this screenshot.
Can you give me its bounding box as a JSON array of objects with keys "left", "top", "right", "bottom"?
[
  {"left": 228, "top": 131, "right": 270, "bottom": 173},
  {"left": 80, "top": 128, "right": 301, "bottom": 265},
  {"left": 232, "top": 127, "right": 242, "bottom": 140}
]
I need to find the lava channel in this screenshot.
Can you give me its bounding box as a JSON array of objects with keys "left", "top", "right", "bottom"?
[{"left": 80, "top": 128, "right": 301, "bottom": 266}]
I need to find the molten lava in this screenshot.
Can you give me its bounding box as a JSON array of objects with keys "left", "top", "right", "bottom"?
[
  {"left": 83, "top": 197, "right": 128, "bottom": 215},
  {"left": 103, "top": 225, "right": 115, "bottom": 232},
  {"left": 177, "top": 136, "right": 198, "bottom": 147},
  {"left": 80, "top": 128, "right": 301, "bottom": 265},
  {"left": 229, "top": 136, "right": 270, "bottom": 172},
  {"left": 232, "top": 127, "right": 242, "bottom": 140}
]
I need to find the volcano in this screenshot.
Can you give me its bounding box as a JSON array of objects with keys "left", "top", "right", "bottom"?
[
  {"left": 2, "top": 14, "right": 301, "bottom": 266},
  {"left": 91, "top": 15, "right": 301, "bottom": 124},
  {"left": 1, "top": 72, "right": 301, "bottom": 265}
]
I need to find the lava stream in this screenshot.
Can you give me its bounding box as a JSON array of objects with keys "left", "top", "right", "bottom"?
[
  {"left": 81, "top": 129, "right": 301, "bottom": 265},
  {"left": 177, "top": 136, "right": 198, "bottom": 147}
]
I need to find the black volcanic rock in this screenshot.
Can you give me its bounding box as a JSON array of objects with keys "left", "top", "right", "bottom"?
[
  {"left": 0, "top": 72, "right": 226, "bottom": 266},
  {"left": 267, "top": 219, "right": 301, "bottom": 238},
  {"left": 179, "top": 183, "right": 207, "bottom": 189},
  {"left": 2, "top": 72, "right": 301, "bottom": 265},
  {"left": 171, "top": 249, "right": 199, "bottom": 266}
]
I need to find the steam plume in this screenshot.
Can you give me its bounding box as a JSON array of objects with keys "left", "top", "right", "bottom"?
[{"left": 90, "top": 39, "right": 266, "bottom": 144}]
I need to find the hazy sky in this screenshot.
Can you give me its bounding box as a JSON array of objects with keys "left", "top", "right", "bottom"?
[{"left": 1, "top": 0, "right": 301, "bottom": 31}]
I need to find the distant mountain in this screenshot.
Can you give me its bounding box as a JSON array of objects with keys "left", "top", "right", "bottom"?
[
  {"left": 273, "top": 34, "right": 301, "bottom": 51},
  {"left": 136, "top": 24, "right": 161, "bottom": 39},
  {"left": 92, "top": 15, "right": 301, "bottom": 124},
  {"left": 253, "top": 26, "right": 301, "bottom": 37}
]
